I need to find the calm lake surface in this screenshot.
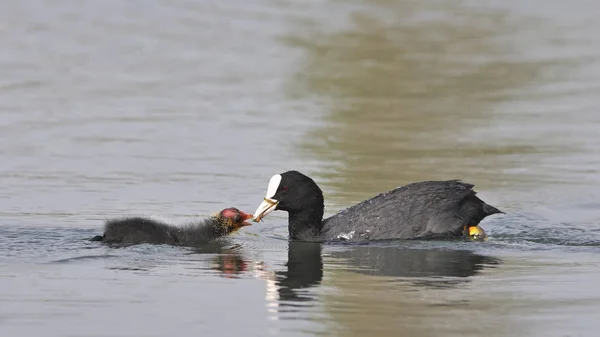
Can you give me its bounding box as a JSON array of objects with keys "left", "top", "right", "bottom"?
[{"left": 1, "top": 0, "right": 599, "bottom": 336}]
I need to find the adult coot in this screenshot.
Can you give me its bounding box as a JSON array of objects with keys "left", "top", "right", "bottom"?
[
  {"left": 252, "top": 171, "right": 502, "bottom": 242},
  {"left": 90, "top": 207, "right": 253, "bottom": 247}
]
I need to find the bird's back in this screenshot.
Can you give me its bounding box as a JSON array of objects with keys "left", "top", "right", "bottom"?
[
  {"left": 321, "top": 180, "right": 501, "bottom": 241},
  {"left": 103, "top": 217, "right": 180, "bottom": 245}
]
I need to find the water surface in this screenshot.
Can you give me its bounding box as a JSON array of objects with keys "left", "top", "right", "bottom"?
[{"left": 1, "top": 0, "right": 600, "bottom": 336}]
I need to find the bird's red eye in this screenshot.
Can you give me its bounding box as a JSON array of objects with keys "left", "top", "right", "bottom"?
[{"left": 281, "top": 186, "right": 288, "bottom": 192}]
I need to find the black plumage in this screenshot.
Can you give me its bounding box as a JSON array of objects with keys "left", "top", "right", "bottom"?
[
  {"left": 253, "top": 171, "right": 502, "bottom": 242},
  {"left": 90, "top": 207, "right": 253, "bottom": 247}
]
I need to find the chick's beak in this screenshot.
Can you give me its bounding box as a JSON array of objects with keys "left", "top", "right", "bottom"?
[
  {"left": 239, "top": 211, "right": 254, "bottom": 227},
  {"left": 253, "top": 198, "right": 278, "bottom": 222}
]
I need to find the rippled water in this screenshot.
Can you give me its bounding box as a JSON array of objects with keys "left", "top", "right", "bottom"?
[{"left": 1, "top": 0, "right": 600, "bottom": 336}]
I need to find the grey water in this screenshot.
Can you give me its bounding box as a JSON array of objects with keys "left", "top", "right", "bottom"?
[{"left": 1, "top": 0, "right": 600, "bottom": 336}]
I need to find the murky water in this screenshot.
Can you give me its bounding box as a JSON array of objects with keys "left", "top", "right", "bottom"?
[{"left": 1, "top": 0, "right": 599, "bottom": 336}]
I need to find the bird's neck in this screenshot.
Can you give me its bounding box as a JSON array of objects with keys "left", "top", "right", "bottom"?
[
  {"left": 204, "top": 217, "right": 229, "bottom": 237},
  {"left": 288, "top": 204, "right": 324, "bottom": 241},
  {"left": 180, "top": 217, "right": 227, "bottom": 241}
]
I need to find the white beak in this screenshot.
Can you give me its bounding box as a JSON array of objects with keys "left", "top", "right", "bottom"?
[{"left": 253, "top": 198, "right": 279, "bottom": 222}]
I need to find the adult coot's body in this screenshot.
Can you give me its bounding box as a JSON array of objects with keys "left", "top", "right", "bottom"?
[
  {"left": 252, "top": 171, "right": 502, "bottom": 242},
  {"left": 90, "top": 207, "right": 253, "bottom": 247}
]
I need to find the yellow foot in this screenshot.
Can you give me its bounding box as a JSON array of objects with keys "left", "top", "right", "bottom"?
[{"left": 465, "top": 225, "right": 488, "bottom": 241}]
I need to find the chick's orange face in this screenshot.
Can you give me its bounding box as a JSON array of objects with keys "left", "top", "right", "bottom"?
[{"left": 219, "top": 207, "right": 254, "bottom": 231}]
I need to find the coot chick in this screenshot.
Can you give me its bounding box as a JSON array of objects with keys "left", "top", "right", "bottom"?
[
  {"left": 252, "top": 171, "right": 502, "bottom": 242},
  {"left": 90, "top": 207, "right": 253, "bottom": 247}
]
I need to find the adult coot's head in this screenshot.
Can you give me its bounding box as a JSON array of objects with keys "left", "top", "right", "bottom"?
[
  {"left": 253, "top": 171, "right": 325, "bottom": 237},
  {"left": 217, "top": 207, "right": 254, "bottom": 233}
]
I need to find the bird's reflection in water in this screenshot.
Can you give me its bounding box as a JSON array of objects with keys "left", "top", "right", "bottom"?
[
  {"left": 199, "top": 240, "right": 323, "bottom": 319},
  {"left": 203, "top": 241, "right": 324, "bottom": 300},
  {"left": 211, "top": 253, "right": 251, "bottom": 277},
  {"left": 261, "top": 241, "right": 324, "bottom": 320},
  {"left": 203, "top": 239, "right": 500, "bottom": 321},
  {"left": 273, "top": 241, "right": 323, "bottom": 303},
  {"left": 329, "top": 244, "right": 501, "bottom": 288},
  {"left": 191, "top": 242, "right": 265, "bottom": 278}
]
